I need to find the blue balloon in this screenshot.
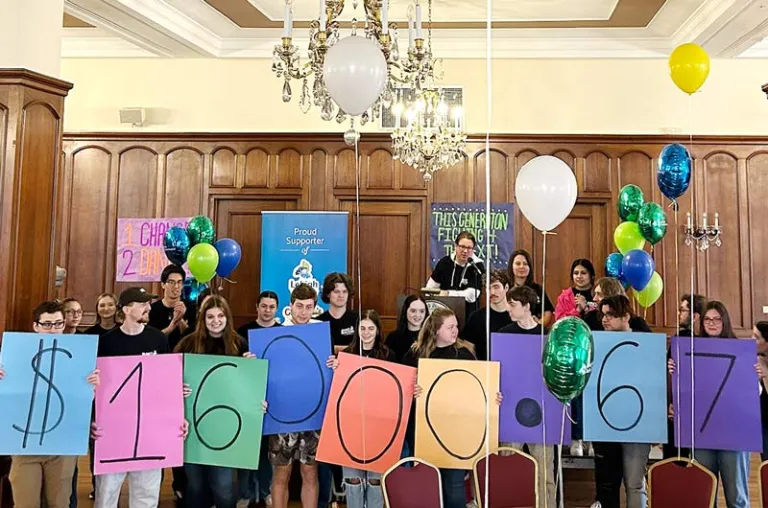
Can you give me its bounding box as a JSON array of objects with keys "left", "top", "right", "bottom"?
[
  {"left": 604, "top": 252, "right": 623, "bottom": 279},
  {"left": 183, "top": 278, "right": 208, "bottom": 303},
  {"left": 621, "top": 249, "right": 655, "bottom": 291},
  {"left": 164, "top": 226, "right": 191, "bottom": 266},
  {"left": 658, "top": 144, "right": 692, "bottom": 200},
  {"left": 215, "top": 238, "right": 242, "bottom": 278}
]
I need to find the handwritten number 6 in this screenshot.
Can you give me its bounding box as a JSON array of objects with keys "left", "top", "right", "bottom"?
[
  {"left": 597, "top": 341, "right": 644, "bottom": 432},
  {"left": 192, "top": 362, "right": 243, "bottom": 451}
]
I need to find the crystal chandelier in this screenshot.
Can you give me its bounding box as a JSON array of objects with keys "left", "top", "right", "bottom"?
[
  {"left": 272, "top": 0, "right": 440, "bottom": 125},
  {"left": 389, "top": 0, "right": 466, "bottom": 181},
  {"left": 685, "top": 212, "right": 722, "bottom": 251}
]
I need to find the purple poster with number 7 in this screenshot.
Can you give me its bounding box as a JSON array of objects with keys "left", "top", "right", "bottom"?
[
  {"left": 671, "top": 337, "right": 761, "bottom": 452},
  {"left": 491, "top": 333, "right": 571, "bottom": 445}
]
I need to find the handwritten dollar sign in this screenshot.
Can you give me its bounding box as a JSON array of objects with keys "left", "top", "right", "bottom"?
[{"left": 12, "top": 339, "right": 72, "bottom": 448}]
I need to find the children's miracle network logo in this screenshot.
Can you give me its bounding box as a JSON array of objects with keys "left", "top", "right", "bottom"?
[{"left": 288, "top": 259, "right": 321, "bottom": 293}]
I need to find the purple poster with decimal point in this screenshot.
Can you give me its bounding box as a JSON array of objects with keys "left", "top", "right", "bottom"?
[
  {"left": 491, "top": 333, "right": 571, "bottom": 445},
  {"left": 671, "top": 337, "right": 761, "bottom": 452}
]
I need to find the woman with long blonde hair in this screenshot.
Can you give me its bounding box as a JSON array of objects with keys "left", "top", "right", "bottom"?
[{"left": 85, "top": 293, "right": 119, "bottom": 336}]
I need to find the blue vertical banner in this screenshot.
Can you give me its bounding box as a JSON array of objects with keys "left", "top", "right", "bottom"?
[
  {"left": 261, "top": 212, "right": 349, "bottom": 322},
  {"left": 430, "top": 203, "right": 514, "bottom": 269}
]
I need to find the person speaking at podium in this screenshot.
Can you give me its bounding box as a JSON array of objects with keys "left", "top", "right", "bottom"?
[{"left": 425, "top": 231, "right": 485, "bottom": 317}]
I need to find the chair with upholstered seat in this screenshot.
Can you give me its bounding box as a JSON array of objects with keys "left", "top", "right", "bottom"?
[
  {"left": 648, "top": 457, "right": 717, "bottom": 508},
  {"left": 382, "top": 457, "right": 442, "bottom": 508},
  {"left": 472, "top": 447, "right": 538, "bottom": 508}
]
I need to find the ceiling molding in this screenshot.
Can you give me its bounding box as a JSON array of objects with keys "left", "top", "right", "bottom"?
[
  {"left": 691, "top": 0, "right": 768, "bottom": 57},
  {"left": 61, "top": 32, "right": 157, "bottom": 57}
]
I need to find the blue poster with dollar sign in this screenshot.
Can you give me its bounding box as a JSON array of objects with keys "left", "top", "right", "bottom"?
[
  {"left": 0, "top": 332, "right": 98, "bottom": 455},
  {"left": 261, "top": 212, "right": 349, "bottom": 323}
]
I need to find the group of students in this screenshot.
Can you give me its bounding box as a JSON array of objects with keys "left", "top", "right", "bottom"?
[{"left": 3, "top": 229, "right": 766, "bottom": 508}]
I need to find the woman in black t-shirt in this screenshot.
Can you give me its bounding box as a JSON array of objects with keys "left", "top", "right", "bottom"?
[
  {"left": 386, "top": 295, "right": 429, "bottom": 362},
  {"left": 507, "top": 249, "right": 554, "bottom": 328},
  {"left": 85, "top": 293, "right": 119, "bottom": 336},
  {"left": 174, "top": 296, "right": 264, "bottom": 508}
]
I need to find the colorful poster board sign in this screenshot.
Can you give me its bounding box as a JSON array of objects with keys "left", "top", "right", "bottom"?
[
  {"left": 583, "top": 332, "right": 667, "bottom": 444},
  {"left": 260, "top": 212, "right": 349, "bottom": 323},
  {"left": 317, "top": 353, "right": 416, "bottom": 473},
  {"left": 94, "top": 354, "right": 184, "bottom": 474},
  {"left": 671, "top": 337, "right": 761, "bottom": 452},
  {"left": 415, "top": 359, "right": 500, "bottom": 469},
  {"left": 116, "top": 217, "right": 191, "bottom": 282},
  {"left": 491, "top": 333, "right": 571, "bottom": 445},
  {"left": 183, "top": 354, "right": 268, "bottom": 469},
  {"left": 249, "top": 322, "right": 333, "bottom": 435},
  {"left": 430, "top": 203, "right": 514, "bottom": 270},
  {"left": 0, "top": 333, "right": 98, "bottom": 455}
]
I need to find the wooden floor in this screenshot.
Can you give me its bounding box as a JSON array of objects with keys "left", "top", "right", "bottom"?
[{"left": 74, "top": 455, "right": 765, "bottom": 508}]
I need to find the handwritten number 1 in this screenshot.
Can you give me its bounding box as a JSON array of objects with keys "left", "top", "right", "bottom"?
[
  {"left": 683, "top": 352, "right": 736, "bottom": 433},
  {"left": 100, "top": 362, "right": 165, "bottom": 464}
]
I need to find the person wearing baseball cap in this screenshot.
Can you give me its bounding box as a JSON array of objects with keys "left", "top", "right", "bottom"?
[{"left": 92, "top": 287, "right": 188, "bottom": 508}]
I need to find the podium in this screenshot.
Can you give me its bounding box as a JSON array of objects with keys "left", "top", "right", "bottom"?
[{"left": 397, "top": 291, "right": 467, "bottom": 331}]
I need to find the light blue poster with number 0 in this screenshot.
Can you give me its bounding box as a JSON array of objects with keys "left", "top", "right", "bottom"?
[{"left": 583, "top": 331, "right": 667, "bottom": 443}]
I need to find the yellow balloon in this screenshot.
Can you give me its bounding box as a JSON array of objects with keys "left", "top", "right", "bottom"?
[
  {"left": 613, "top": 221, "right": 646, "bottom": 255},
  {"left": 669, "top": 43, "right": 710, "bottom": 95},
  {"left": 635, "top": 272, "right": 663, "bottom": 308}
]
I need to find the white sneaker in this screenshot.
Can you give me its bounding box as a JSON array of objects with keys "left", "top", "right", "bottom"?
[
  {"left": 570, "top": 440, "right": 584, "bottom": 457},
  {"left": 264, "top": 495, "right": 272, "bottom": 507},
  {"left": 590, "top": 503, "right": 602, "bottom": 508},
  {"left": 586, "top": 442, "right": 595, "bottom": 457},
  {"left": 465, "top": 501, "right": 478, "bottom": 508},
  {"left": 236, "top": 499, "right": 251, "bottom": 508}
]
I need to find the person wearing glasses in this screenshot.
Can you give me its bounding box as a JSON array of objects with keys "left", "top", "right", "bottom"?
[
  {"left": 62, "top": 297, "right": 84, "bottom": 334},
  {"left": 0, "top": 301, "right": 99, "bottom": 508},
  {"left": 425, "top": 231, "right": 485, "bottom": 316}
]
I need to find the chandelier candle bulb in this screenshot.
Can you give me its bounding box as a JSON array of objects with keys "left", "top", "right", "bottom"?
[
  {"left": 714, "top": 213, "right": 719, "bottom": 228},
  {"left": 408, "top": 16, "right": 415, "bottom": 48},
  {"left": 687, "top": 212, "right": 693, "bottom": 228},
  {"left": 319, "top": 0, "right": 326, "bottom": 32},
  {"left": 283, "top": 2, "right": 292, "bottom": 38},
  {"left": 415, "top": 2, "right": 423, "bottom": 39},
  {"left": 382, "top": 0, "right": 388, "bottom": 34},
  {"left": 703, "top": 213, "right": 708, "bottom": 228}
]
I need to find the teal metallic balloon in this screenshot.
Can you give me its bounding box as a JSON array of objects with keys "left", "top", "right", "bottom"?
[
  {"left": 617, "top": 185, "right": 644, "bottom": 222},
  {"left": 186, "top": 215, "right": 215, "bottom": 246},
  {"left": 637, "top": 202, "right": 668, "bottom": 245},
  {"left": 542, "top": 317, "right": 594, "bottom": 405}
]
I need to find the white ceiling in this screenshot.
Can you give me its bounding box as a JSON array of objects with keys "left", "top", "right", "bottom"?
[{"left": 61, "top": 0, "right": 768, "bottom": 59}]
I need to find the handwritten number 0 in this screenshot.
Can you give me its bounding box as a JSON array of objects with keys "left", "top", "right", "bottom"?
[
  {"left": 597, "top": 341, "right": 644, "bottom": 432},
  {"left": 192, "top": 363, "right": 243, "bottom": 451}
]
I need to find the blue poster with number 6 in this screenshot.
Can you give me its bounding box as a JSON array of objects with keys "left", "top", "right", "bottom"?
[{"left": 583, "top": 331, "right": 667, "bottom": 443}]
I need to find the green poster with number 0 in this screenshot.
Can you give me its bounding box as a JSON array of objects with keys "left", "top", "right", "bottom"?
[{"left": 183, "top": 354, "right": 268, "bottom": 468}]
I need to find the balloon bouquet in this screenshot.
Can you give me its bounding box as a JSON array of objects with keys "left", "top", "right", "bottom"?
[{"left": 163, "top": 215, "right": 243, "bottom": 301}]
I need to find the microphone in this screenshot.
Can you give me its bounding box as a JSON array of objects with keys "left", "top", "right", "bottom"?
[{"left": 467, "top": 257, "right": 483, "bottom": 275}]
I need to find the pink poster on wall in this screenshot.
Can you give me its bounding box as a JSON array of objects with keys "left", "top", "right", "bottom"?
[
  {"left": 116, "top": 218, "right": 190, "bottom": 282},
  {"left": 94, "top": 354, "right": 185, "bottom": 474}
]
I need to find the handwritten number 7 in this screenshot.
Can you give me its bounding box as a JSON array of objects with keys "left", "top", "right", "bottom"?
[{"left": 683, "top": 352, "right": 736, "bottom": 433}]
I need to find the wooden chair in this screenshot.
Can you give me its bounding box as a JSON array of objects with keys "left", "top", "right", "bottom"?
[
  {"left": 648, "top": 457, "right": 717, "bottom": 508},
  {"left": 759, "top": 460, "right": 768, "bottom": 508},
  {"left": 472, "top": 447, "right": 538, "bottom": 508},
  {"left": 382, "top": 457, "right": 442, "bottom": 508}
]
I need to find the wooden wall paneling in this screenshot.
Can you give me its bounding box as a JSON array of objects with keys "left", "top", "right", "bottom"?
[
  {"left": 737, "top": 157, "right": 753, "bottom": 328},
  {"left": 163, "top": 147, "right": 204, "bottom": 217},
  {"left": 400, "top": 159, "right": 428, "bottom": 191},
  {"left": 65, "top": 147, "right": 112, "bottom": 318},
  {"left": 701, "top": 152, "right": 744, "bottom": 328},
  {"left": 211, "top": 146, "right": 237, "bottom": 187},
  {"left": 583, "top": 151, "right": 612, "bottom": 194},
  {"left": 431, "top": 153, "right": 470, "bottom": 202},
  {"left": 308, "top": 149, "right": 328, "bottom": 209},
  {"left": 513, "top": 149, "right": 539, "bottom": 259},
  {"left": 275, "top": 148, "right": 302, "bottom": 189},
  {"left": 473, "top": 148, "right": 509, "bottom": 203},
  {"left": 747, "top": 153, "right": 768, "bottom": 323},
  {"left": 338, "top": 199, "right": 424, "bottom": 333},
  {"left": 213, "top": 197, "right": 300, "bottom": 327},
  {"left": 333, "top": 148, "right": 358, "bottom": 189},
  {"left": 244, "top": 147, "right": 270, "bottom": 188},
  {"left": 366, "top": 148, "right": 394, "bottom": 190}
]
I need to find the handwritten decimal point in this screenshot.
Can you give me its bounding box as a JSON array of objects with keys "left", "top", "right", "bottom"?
[{"left": 515, "top": 398, "right": 542, "bottom": 428}]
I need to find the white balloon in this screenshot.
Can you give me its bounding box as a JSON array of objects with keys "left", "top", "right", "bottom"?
[
  {"left": 515, "top": 155, "right": 578, "bottom": 232},
  {"left": 323, "top": 36, "right": 388, "bottom": 116}
]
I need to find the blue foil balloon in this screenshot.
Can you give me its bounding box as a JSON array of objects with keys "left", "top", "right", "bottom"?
[
  {"left": 621, "top": 249, "right": 655, "bottom": 292},
  {"left": 183, "top": 278, "right": 208, "bottom": 303},
  {"left": 164, "top": 226, "right": 191, "bottom": 266},
  {"left": 215, "top": 238, "right": 242, "bottom": 278},
  {"left": 604, "top": 252, "right": 623, "bottom": 279},
  {"left": 658, "top": 144, "right": 692, "bottom": 200}
]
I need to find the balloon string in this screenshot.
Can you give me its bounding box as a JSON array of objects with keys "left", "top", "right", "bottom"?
[
  {"left": 674, "top": 207, "right": 682, "bottom": 460},
  {"left": 688, "top": 92, "right": 696, "bottom": 460},
  {"left": 353, "top": 133, "right": 366, "bottom": 470},
  {"left": 540, "top": 230, "right": 551, "bottom": 508},
  {"left": 483, "top": 0, "right": 492, "bottom": 506},
  {"left": 558, "top": 406, "right": 566, "bottom": 508}
]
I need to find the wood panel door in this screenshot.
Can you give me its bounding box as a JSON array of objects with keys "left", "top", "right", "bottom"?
[
  {"left": 213, "top": 197, "right": 299, "bottom": 327},
  {"left": 338, "top": 199, "right": 425, "bottom": 334},
  {"left": 533, "top": 202, "right": 609, "bottom": 312}
]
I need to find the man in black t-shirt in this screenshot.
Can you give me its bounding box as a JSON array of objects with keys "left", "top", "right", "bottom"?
[
  {"left": 93, "top": 287, "right": 186, "bottom": 508},
  {"left": 461, "top": 270, "right": 512, "bottom": 360},
  {"left": 148, "top": 264, "right": 196, "bottom": 352},
  {"left": 317, "top": 273, "right": 358, "bottom": 352},
  {"left": 237, "top": 290, "right": 282, "bottom": 338},
  {"left": 499, "top": 285, "right": 545, "bottom": 336}
]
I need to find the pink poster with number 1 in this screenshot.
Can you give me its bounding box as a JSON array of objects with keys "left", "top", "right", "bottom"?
[{"left": 94, "top": 354, "right": 185, "bottom": 474}]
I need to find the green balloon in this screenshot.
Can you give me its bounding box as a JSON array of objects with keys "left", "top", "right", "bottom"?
[
  {"left": 542, "top": 317, "right": 594, "bottom": 405},
  {"left": 187, "top": 215, "right": 215, "bottom": 245},
  {"left": 187, "top": 243, "right": 219, "bottom": 283},
  {"left": 614, "top": 221, "right": 646, "bottom": 255},
  {"left": 637, "top": 202, "right": 667, "bottom": 245},
  {"left": 617, "top": 185, "right": 644, "bottom": 221}
]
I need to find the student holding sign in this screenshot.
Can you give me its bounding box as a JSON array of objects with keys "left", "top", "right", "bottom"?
[
  {"left": 385, "top": 295, "right": 428, "bottom": 363},
  {"left": 2, "top": 301, "right": 100, "bottom": 508},
  {"left": 670, "top": 301, "right": 751, "bottom": 508},
  {"left": 461, "top": 270, "right": 512, "bottom": 360}
]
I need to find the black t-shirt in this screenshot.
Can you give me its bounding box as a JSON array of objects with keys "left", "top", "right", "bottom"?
[
  {"left": 583, "top": 310, "right": 652, "bottom": 333},
  {"left": 498, "top": 322, "right": 545, "bottom": 336},
  {"left": 761, "top": 382, "right": 768, "bottom": 429},
  {"left": 237, "top": 320, "right": 281, "bottom": 343},
  {"left": 385, "top": 329, "right": 421, "bottom": 364},
  {"left": 344, "top": 347, "right": 397, "bottom": 363},
  {"left": 430, "top": 256, "right": 485, "bottom": 293},
  {"left": 148, "top": 299, "right": 197, "bottom": 352},
  {"left": 317, "top": 310, "right": 359, "bottom": 347},
  {"left": 402, "top": 343, "right": 476, "bottom": 367},
  {"left": 97, "top": 325, "right": 170, "bottom": 357},
  {"left": 523, "top": 282, "right": 554, "bottom": 319},
  {"left": 461, "top": 307, "right": 512, "bottom": 361},
  {"left": 175, "top": 333, "right": 248, "bottom": 356},
  {"left": 84, "top": 324, "right": 115, "bottom": 337}
]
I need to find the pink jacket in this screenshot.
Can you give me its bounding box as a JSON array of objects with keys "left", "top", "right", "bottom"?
[{"left": 554, "top": 288, "right": 597, "bottom": 322}]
